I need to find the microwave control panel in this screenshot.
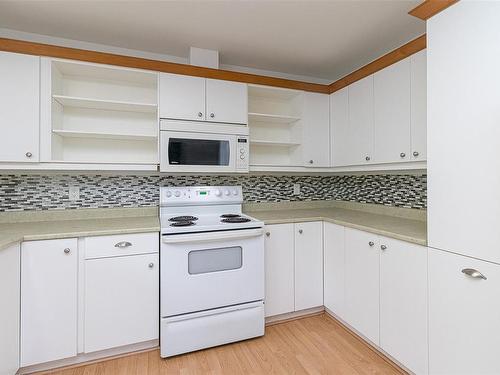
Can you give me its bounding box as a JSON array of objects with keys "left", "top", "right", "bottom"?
[{"left": 236, "top": 137, "right": 249, "bottom": 171}]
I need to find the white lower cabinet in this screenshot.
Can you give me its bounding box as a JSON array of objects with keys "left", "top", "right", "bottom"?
[
  {"left": 264, "top": 223, "right": 294, "bottom": 317},
  {"left": 380, "top": 237, "right": 428, "bottom": 375},
  {"left": 21, "top": 238, "right": 78, "bottom": 367},
  {"left": 429, "top": 248, "right": 500, "bottom": 375},
  {"left": 84, "top": 253, "right": 159, "bottom": 353},
  {"left": 0, "top": 243, "right": 20, "bottom": 375},
  {"left": 344, "top": 228, "right": 380, "bottom": 344},
  {"left": 323, "top": 222, "right": 345, "bottom": 316}
]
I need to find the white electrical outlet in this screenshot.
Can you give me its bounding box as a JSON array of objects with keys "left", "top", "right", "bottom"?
[
  {"left": 293, "top": 183, "right": 301, "bottom": 195},
  {"left": 69, "top": 186, "right": 80, "bottom": 201}
]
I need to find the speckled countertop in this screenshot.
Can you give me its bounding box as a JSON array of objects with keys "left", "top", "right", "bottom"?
[
  {"left": 244, "top": 201, "right": 427, "bottom": 246},
  {"left": 0, "top": 207, "right": 160, "bottom": 250}
]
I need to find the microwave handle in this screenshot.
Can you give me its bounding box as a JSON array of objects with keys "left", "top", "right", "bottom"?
[{"left": 162, "top": 228, "right": 264, "bottom": 244}]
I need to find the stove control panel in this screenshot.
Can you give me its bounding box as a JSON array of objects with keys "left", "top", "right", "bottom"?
[{"left": 160, "top": 186, "right": 243, "bottom": 206}]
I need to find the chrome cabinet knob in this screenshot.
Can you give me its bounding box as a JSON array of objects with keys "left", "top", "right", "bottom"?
[
  {"left": 368, "top": 241, "right": 374, "bottom": 247},
  {"left": 400, "top": 152, "right": 406, "bottom": 158},
  {"left": 210, "top": 113, "right": 215, "bottom": 118},
  {"left": 265, "top": 232, "right": 270, "bottom": 237},
  {"left": 25, "top": 152, "right": 32, "bottom": 158},
  {"left": 365, "top": 156, "right": 370, "bottom": 161},
  {"left": 413, "top": 151, "right": 419, "bottom": 157},
  {"left": 148, "top": 263, "right": 154, "bottom": 268},
  {"left": 309, "top": 160, "right": 313, "bottom": 164},
  {"left": 198, "top": 112, "right": 203, "bottom": 118},
  {"left": 298, "top": 229, "right": 303, "bottom": 234},
  {"left": 63, "top": 248, "right": 71, "bottom": 254},
  {"left": 380, "top": 244, "right": 387, "bottom": 251}
]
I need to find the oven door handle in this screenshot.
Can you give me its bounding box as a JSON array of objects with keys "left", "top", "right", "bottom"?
[{"left": 162, "top": 228, "right": 264, "bottom": 244}]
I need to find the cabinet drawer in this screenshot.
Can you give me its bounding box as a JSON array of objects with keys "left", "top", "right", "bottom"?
[{"left": 85, "top": 233, "right": 159, "bottom": 259}]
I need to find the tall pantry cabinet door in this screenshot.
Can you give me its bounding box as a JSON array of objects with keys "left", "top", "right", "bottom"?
[
  {"left": 379, "top": 238, "right": 428, "bottom": 375},
  {"left": 348, "top": 76, "right": 374, "bottom": 165},
  {"left": 373, "top": 58, "right": 411, "bottom": 164},
  {"left": 294, "top": 222, "right": 323, "bottom": 311},
  {"left": 429, "top": 248, "right": 500, "bottom": 374},
  {"left": 264, "top": 224, "right": 295, "bottom": 317},
  {"left": 21, "top": 238, "right": 78, "bottom": 367},
  {"left": 427, "top": 1, "right": 500, "bottom": 264},
  {"left": 205, "top": 79, "right": 247, "bottom": 124},
  {"left": 302, "top": 92, "right": 330, "bottom": 167},
  {"left": 410, "top": 49, "right": 427, "bottom": 161},
  {"left": 344, "top": 228, "right": 379, "bottom": 345},
  {"left": 330, "top": 87, "right": 349, "bottom": 167},
  {"left": 159, "top": 73, "right": 206, "bottom": 121},
  {"left": 0, "top": 51, "right": 39, "bottom": 162},
  {"left": 323, "top": 222, "right": 345, "bottom": 317}
]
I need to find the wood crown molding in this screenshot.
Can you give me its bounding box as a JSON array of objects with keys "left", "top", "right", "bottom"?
[
  {"left": 409, "top": 0, "right": 459, "bottom": 20},
  {"left": 328, "top": 34, "right": 426, "bottom": 94}
]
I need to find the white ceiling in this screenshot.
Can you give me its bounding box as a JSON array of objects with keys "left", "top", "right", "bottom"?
[{"left": 0, "top": 0, "right": 425, "bottom": 82}]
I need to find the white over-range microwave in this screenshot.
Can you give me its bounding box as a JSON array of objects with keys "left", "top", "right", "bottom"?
[{"left": 160, "top": 119, "right": 249, "bottom": 173}]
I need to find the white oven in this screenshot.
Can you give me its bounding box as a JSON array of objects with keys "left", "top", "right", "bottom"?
[
  {"left": 161, "top": 227, "right": 264, "bottom": 317},
  {"left": 159, "top": 119, "right": 249, "bottom": 173}
]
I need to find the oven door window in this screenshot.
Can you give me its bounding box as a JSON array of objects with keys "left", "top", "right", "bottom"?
[
  {"left": 168, "top": 138, "right": 230, "bottom": 166},
  {"left": 188, "top": 246, "right": 242, "bottom": 275}
]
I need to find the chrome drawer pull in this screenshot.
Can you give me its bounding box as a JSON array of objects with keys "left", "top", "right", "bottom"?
[
  {"left": 462, "top": 268, "right": 487, "bottom": 280},
  {"left": 114, "top": 241, "right": 132, "bottom": 248}
]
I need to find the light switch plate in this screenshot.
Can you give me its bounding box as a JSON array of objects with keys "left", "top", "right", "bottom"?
[
  {"left": 293, "top": 183, "right": 301, "bottom": 195},
  {"left": 69, "top": 186, "right": 80, "bottom": 201}
]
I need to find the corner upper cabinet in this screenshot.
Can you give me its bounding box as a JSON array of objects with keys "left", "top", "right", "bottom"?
[
  {"left": 302, "top": 92, "right": 330, "bottom": 167},
  {"left": 410, "top": 49, "right": 427, "bottom": 161},
  {"left": 0, "top": 51, "right": 40, "bottom": 163},
  {"left": 159, "top": 73, "right": 247, "bottom": 124}
]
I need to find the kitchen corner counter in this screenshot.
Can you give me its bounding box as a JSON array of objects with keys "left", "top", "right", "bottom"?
[
  {"left": 244, "top": 201, "right": 427, "bottom": 246},
  {"left": 0, "top": 207, "right": 160, "bottom": 251}
]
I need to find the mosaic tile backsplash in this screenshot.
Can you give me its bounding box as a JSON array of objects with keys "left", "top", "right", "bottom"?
[{"left": 0, "top": 174, "right": 427, "bottom": 212}]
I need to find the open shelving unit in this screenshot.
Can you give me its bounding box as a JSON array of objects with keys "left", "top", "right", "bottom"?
[
  {"left": 248, "top": 84, "right": 304, "bottom": 167},
  {"left": 45, "top": 59, "right": 158, "bottom": 165}
]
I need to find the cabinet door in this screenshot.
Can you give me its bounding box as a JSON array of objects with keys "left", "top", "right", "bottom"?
[
  {"left": 411, "top": 49, "right": 427, "bottom": 161},
  {"left": 344, "top": 228, "right": 379, "bottom": 344},
  {"left": 429, "top": 248, "right": 500, "bottom": 374},
  {"left": 206, "top": 79, "right": 247, "bottom": 124},
  {"left": 330, "top": 87, "right": 349, "bottom": 167},
  {"left": 295, "top": 222, "right": 323, "bottom": 311},
  {"left": 84, "top": 253, "right": 159, "bottom": 353},
  {"left": 264, "top": 224, "right": 294, "bottom": 317},
  {"left": 21, "top": 238, "right": 78, "bottom": 366},
  {"left": 0, "top": 51, "right": 39, "bottom": 162},
  {"left": 374, "top": 58, "right": 411, "bottom": 164},
  {"left": 347, "top": 76, "right": 374, "bottom": 165},
  {"left": 302, "top": 92, "right": 330, "bottom": 167},
  {"left": 159, "top": 73, "right": 205, "bottom": 121},
  {"left": 380, "top": 237, "right": 428, "bottom": 375},
  {"left": 0, "top": 243, "right": 20, "bottom": 375},
  {"left": 323, "top": 222, "right": 345, "bottom": 317}
]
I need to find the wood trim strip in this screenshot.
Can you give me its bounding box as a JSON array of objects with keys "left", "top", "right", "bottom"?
[
  {"left": 0, "top": 37, "right": 330, "bottom": 94},
  {"left": 409, "top": 0, "right": 458, "bottom": 20},
  {"left": 328, "top": 34, "right": 426, "bottom": 94}
]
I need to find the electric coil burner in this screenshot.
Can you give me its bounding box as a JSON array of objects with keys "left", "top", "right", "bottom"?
[
  {"left": 169, "top": 221, "right": 196, "bottom": 227},
  {"left": 220, "top": 214, "right": 241, "bottom": 218},
  {"left": 221, "top": 217, "right": 252, "bottom": 223},
  {"left": 169, "top": 215, "right": 199, "bottom": 222}
]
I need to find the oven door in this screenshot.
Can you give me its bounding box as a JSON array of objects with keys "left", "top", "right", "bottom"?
[
  {"left": 161, "top": 228, "right": 264, "bottom": 317},
  {"left": 160, "top": 131, "right": 236, "bottom": 173}
]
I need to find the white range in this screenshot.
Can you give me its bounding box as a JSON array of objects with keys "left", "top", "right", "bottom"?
[{"left": 159, "top": 186, "right": 265, "bottom": 358}]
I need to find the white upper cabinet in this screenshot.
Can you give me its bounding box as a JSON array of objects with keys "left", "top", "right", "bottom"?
[
  {"left": 410, "top": 49, "right": 427, "bottom": 161},
  {"left": 0, "top": 51, "right": 40, "bottom": 163},
  {"left": 159, "top": 73, "right": 206, "bottom": 121},
  {"left": 206, "top": 79, "right": 247, "bottom": 124},
  {"left": 302, "top": 92, "right": 330, "bottom": 167},
  {"left": 160, "top": 73, "right": 247, "bottom": 124},
  {"left": 323, "top": 222, "right": 345, "bottom": 316},
  {"left": 374, "top": 58, "right": 411, "bottom": 163},
  {"left": 427, "top": 1, "right": 500, "bottom": 264},
  {"left": 380, "top": 237, "right": 428, "bottom": 375},
  {"left": 294, "top": 222, "right": 323, "bottom": 310},
  {"left": 330, "top": 87, "right": 349, "bottom": 167}
]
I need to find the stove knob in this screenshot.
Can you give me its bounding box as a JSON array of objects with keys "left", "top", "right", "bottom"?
[
  {"left": 224, "top": 190, "right": 230, "bottom": 196},
  {"left": 232, "top": 189, "right": 238, "bottom": 196},
  {"left": 214, "top": 189, "right": 222, "bottom": 197},
  {"left": 165, "top": 191, "right": 172, "bottom": 198},
  {"left": 174, "top": 190, "right": 181, "bottom": 197}
]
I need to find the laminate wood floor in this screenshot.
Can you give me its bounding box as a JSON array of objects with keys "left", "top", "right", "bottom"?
[{"left": 39, "top": 314, "right": 405, "bottom": 375}]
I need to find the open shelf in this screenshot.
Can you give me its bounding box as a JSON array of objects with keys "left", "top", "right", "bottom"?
[
  {"left": 52, "top": 95, "right": 157, "bottom": 114},
  {"left": 250, "top": 139, "right": 300, "bottom": 147},
  {"left": 52, "top": 129, "right": 157, "bottom": 141},
  {"left": 248, "top": 112, "right": 300, "bottom": 124}
]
